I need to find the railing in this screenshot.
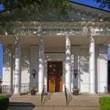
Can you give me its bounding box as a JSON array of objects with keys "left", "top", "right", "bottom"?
[
  {"left": 21, "top": 83, "right": 30, "bottom": 94},
  {"left": 64, "top": 85, "right": 72, "bottom": 105},
  {"left": 2, "top": 85, "right": 11, "bottom": 93},
  {"left": 41, "top": 85, "right": 51, "bottom": 104},
  {"left": 2, "top": 83, "right": 30, "bottom": 94}
]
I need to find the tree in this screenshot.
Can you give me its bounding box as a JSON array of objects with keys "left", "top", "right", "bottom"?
[
  {"left": 0, "top": 0, "right": 70, "bottom": 15},
  {"left": 0, "top": 0, "right": 70, "bottom": 34},
  {"left": 95, "top": 0, "right": 110, "bottom": 9}
]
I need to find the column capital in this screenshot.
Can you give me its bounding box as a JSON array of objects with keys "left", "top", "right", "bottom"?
[
  {"left": 89, "top": 28, "right": 97, "bottom": 37},
  {"left": 89, "top": 35, "right": 95, "bottom": 44}
]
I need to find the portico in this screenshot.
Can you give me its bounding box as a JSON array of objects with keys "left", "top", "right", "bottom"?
[{"left": 0, "top": 21, "right": 110, "bottom": 95}]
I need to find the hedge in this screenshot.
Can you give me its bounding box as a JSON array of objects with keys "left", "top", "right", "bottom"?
[
  {"left": 99, "top": 97, "right": 110, "bottom": 110},
  {"left": 0, "top": 95, "right": 9, "bottom": 110}
]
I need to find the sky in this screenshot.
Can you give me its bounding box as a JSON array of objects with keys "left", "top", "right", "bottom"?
[
  {"left": 73, "top": 0, "right": 100, "bottom": 7},
  {"left": 0, "top": 5, "right": 3, "bottom": 79},
  {"left": 0, "top": 4, "right": 4, "bottom": 11},
  {"left": 73, "top": 0, "right": 109, "bottom": 11},
  {"left": 0, "top": 0, "right": 110, "bottom": 78}
]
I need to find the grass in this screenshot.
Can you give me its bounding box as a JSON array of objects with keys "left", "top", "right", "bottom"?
[{"left": 99, "top": 97, "right": 110, "bottom": 110}]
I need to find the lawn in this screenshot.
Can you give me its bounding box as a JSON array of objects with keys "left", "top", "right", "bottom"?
[{"left": 99, "top": 97, "right": 110, "bottom": 110}]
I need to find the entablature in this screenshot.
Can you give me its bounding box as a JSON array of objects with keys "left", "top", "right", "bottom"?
[{"left": 1, "top": 22, "right": 110, "bottom": 36}]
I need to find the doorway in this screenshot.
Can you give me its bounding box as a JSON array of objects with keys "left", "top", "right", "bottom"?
[{"left": 47, "top": 61, "right": 63, "bottom": 92}]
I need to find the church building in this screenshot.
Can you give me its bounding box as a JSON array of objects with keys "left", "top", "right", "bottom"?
[{"left": 1, "top": 1, "right": 110, "bottom": 94}]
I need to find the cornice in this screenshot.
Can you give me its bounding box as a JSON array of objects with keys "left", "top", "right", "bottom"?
[{"left": 1, "top": 21, "right": 110, "bottom": 36}]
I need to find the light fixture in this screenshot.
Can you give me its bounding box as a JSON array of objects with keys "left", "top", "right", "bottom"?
[
  {"left": 32, "top": 69, "right": 36, "bottom": 78},
  {"left": 74, "top": 69, "right": 78, "bottom": 78}
]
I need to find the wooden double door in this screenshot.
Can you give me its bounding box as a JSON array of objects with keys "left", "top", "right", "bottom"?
[{"left": 47, "top": 61, "right": 63, "bottom": 92}]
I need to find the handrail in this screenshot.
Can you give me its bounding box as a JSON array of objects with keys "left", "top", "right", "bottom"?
[
  {"left": 64, "top": 85, "right": 72, "bottom": 105},
  {"left": 41, "top": 85, "right": 46, "bottom": 104},
  {"left": 41, "top": 85, "right": 51, "bottom": 104}
]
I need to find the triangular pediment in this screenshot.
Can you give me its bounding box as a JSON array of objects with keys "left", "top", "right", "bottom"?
[{"left": 1, "top": 1, "right": 110, "bottom": 22}]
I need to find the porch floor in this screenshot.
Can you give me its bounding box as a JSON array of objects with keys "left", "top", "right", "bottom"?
[{"left": 9, "top": 93, "right": 101, "bottom": 110}]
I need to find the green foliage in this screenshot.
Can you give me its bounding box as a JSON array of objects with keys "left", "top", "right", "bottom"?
[
  {"left": 99, "top": 97, "right": 110, "bottom": 110},
  {"left": 30, "top": 87, "right": 38, "bottom": 95},
  {"left": 0, "top": 0, "right": 70, "bottom": 15},
  {"left": 0, "top": 95, "right": 9, "bottom": 110},
  {"left": 73, "top": 87, "right": 80, "bottom": 95},
  {"left": 0, "top": 0, "right": 70, "bottom": 34}
]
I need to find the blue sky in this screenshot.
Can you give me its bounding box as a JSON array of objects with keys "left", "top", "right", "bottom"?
[
  {"left": 0, "top": 5, "right": 3, "bottom": 78},
  {"left": 0, "top": 4, "right": 3, "bottom": 78},
  {"left": 73, "top": 0, "right": 100, "bottom": 7},
  {"left": 0, "top": 0, "right": 109, "bottom": 78},
  {"left": 0, "top": 4, "right": 4, "bottom": 11},
  {"left": 73, "top": 0, "right": 109, "bottom": 11}
]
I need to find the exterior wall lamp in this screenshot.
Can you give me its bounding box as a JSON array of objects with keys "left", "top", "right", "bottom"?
[
  {"left": 32, "top": 69, "right": 36, "bottom": 78},
  {"left": 74, "top": 69, "right": 78, "bottom": 78}
]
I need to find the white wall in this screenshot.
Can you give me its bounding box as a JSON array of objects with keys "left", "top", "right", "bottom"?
[
  {"left": 20, "top": 47, "right": 31, "bottom": 92},
  {"left": 2, "top": 45, "right": 108, "bottom": 94},
  {"left": 71, "top": 48, "right": 79, "bottom": 90},
  {"left": 79, "top": 48, "right": 89, "bottom": 93},
  {"left": 97, "top": 47, "right": 108, "bottom": 93},
  {"left": 3, "top": 45, "right": 39, "bottom": 93},
  {"left": 72, "top": 47, "right": 89, "bottom": 93},
  {"left": 30, "top": 46, "right": 39, "bottom": 88},
  {"left": 2, "top": 46, "right": 12, "bottom": 92}
]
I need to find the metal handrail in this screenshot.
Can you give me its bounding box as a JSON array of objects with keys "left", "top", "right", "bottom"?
[
  {"left": 41, "top": 85, "right": 51, "bottom": 104},
  {"left": 41, "top": 85, "right": 45, "bottom": 104},
  {"left": 64, "top": 85, "right": 72, "bottom": 105}
]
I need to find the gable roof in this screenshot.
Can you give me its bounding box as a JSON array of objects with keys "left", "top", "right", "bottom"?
[
  {"left": 0, "top": 1, "right": 110, "bottom": 22},
  {"left": 70, "top": 1, "right": 110, "bottom": 20},
  {"left": 70, "top": 0, "right": 110, "bottom": 13}
]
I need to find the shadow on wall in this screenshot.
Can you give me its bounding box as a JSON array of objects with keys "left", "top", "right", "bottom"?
[
  {"left": 78, "top": 55, "right": 89, "bottom": 81},
  {"left": 3, "top": 46, "right": 31, "bottom": 93}
]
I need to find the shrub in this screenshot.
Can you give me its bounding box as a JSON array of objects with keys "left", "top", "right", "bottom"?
[
  {"left": 99, "top": 97, "right": 110, "bottom": 110},
  {"left": 30, "top": 87, "right": 38, "bottom": 95},
  {"left": 0, "top": 95, "right": 9, "bottom": 110},
  {"left": 73, "top": 87, "right": 80, "bottom": 95}
]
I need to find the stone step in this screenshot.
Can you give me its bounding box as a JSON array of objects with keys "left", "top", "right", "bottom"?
[
  {"left": 9, "top": 93, "right": 99, "bottom": 109},
  {"left": 43, "top": 93, "right": 66, "bottom": 105}
]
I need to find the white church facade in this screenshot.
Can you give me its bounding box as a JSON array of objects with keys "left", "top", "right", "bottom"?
[{"left": 1, "top": 2, "right": 110, "bottom": 95}]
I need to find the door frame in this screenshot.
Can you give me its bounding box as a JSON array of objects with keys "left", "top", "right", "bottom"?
[{"left": 47, "top": 61, "right": 63, "bottom": 92}]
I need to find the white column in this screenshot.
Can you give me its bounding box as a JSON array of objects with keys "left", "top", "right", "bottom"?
[
  {"left": 65, "top": 35, "right": 71, "bottom": 91},
  {"left": 10, "top": 47, "right": 14, "bottom": 93},
  {"left": 14, "top": 36, "right": 21, "bottom": 95},
  {"left": 38, "top": 36, "right": 44, "bottom": 94},
  {"left": 89, "top": 35, "right": 95, "bottom": 94}
]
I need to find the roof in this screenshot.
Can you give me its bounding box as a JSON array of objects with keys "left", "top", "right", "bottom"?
[
  {"left": 70, "top": 0, "right": 110, "bottom": 13},
  {"left": 0, "top": 1, "right": 110, "bottom": 22}
]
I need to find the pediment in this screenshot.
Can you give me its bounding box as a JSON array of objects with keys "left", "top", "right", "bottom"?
[{"left": 1, "top": 1, "right": 110, "bottom": 22}]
